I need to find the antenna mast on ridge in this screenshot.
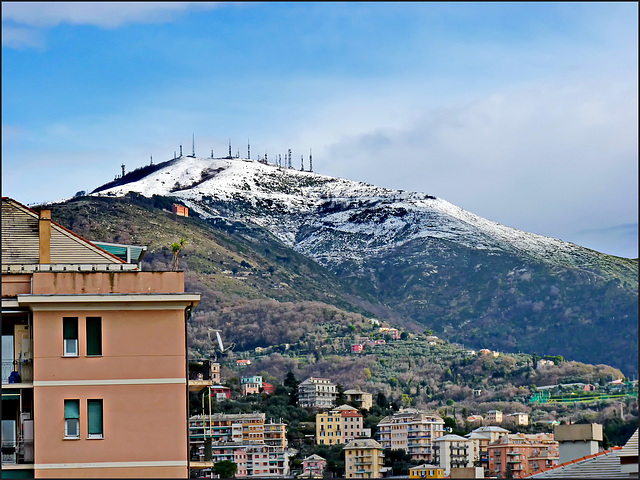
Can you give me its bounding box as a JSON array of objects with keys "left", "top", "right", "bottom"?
[
  {"left": 309, "top": 149, "right": 313, "bottom": 172},
  {"left": 248, "top": 139, "right": 250, "bottom": 160}
]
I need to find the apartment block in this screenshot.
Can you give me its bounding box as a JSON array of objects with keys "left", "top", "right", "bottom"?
[
  {"left": 302, "top": 454, "right": 327, "bottom": 478},
  {"left": 298, "top": 377, "right": 337, "bottom": 409},
  {"left": 485, "top": 410, "right": 503, "bottom": 423},
  {"left": 188, "top": 412, "right": 288, "bottom": 478},
  {"left": 344, "top": 388, "right": 373, "bottom": 411},
  {"left": 316, "top": 405, "right": 365, "bottom": 445},
  {"left": 487, "top": 433, "right": 558, "bottom": 478},
  {"left": 343, "top": 438, "right": 385, "bottom": 479},
  {"left": 241, "top": 375, "right": 263, "bottom": 395},
  {"left": 377, "top": 408, "right": 445, "bottom": 462},
  {"left": 1, "top": 198, "right": 200, "bottom": 478},
  {"left": 432, "top": 434, "right": 473, "bottom": 476}
]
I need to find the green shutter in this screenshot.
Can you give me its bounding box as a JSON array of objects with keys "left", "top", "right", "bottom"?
[
  {"left": 64, "top": 400, "right": 80, "bottom": 419},
  {"left": 63, "top": 318, "right": 78, "bottom": 339},
  {"left": 86, "top": 317, "right": 102, "bottom": 356},
  {"left": 88, "top": 400, "right": 103, "bottom": 436}
]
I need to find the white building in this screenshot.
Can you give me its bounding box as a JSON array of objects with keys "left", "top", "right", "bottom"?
[{"left": 432, "top": 434, "right": 473, "bottom": 476}]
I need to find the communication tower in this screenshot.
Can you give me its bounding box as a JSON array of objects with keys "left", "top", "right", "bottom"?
[
  {"left": 121, "top": 164, "right": 125, "bottom": 177},
  {"left": 248, "top": 139, "right": 251, "bottom": 160},
  {"left": 309, "top": 149, "right": 313, "bottom": 172},
  {"left": 288, "top": 149, "right": 292, "bottom": 169},
  {"left": 228, "top": 139, "right": 232, "bottom": 158},
  {"left": 300, "top": 155, "right": 304, "bottom": 171}
]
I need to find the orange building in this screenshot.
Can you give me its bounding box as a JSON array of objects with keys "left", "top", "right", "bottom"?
[
  {"left": 487, "top": 433, "right": 558, "bottom": 478},
  {"left": 172, "top": 204, "right": 189, "bottom": 217},
  {"left": 1, "top": 198, "right": 200, "bottom": 478}
]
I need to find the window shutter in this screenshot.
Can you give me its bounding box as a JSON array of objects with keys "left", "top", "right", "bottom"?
[
  {"left": 88, "top": 400, "right": 103, "bottom": 435},
  {"left": 65, "top": 400, "right": 80, "bottom": 419},
  {"left": 63, "top": 318, "right": 78, "bottom": 339},
  {"left": 86, "top": 317, "right": 102, "bottom": 356}
]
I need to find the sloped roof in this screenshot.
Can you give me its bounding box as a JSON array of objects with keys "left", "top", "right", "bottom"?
[
  {"left": 302, "top": 454, "right": 326, "bottom": 462},
  {"left": 618, "top": 428, "right": 638, "bottom": 458},
  {"left": 528, "top": 447, "right": 623, "bottom": 478},
  {"left": 2, "top": 197, "right": 125, "bottom": 266},
  {"left": 343, "top": 438, "right": 383, "bottom": 449},
  {"left": 433, "top": 434, "right": 470, "bottom": 442}
]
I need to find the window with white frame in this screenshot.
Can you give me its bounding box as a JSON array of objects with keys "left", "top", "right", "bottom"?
[
  {"left": 64, "top": 399, "right": 80, "bottom": 438},
  {"left": 63, "top": 317, "right": 78, "bottom": 356}
]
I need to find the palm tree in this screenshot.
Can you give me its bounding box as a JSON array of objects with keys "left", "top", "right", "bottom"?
[{"left": 171, "top": 237, "right": 186, "bottom": 271}]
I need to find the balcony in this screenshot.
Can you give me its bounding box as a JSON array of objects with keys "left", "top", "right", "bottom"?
[{"left": 1, "top": 439, "right": 34, "bottom": 467}]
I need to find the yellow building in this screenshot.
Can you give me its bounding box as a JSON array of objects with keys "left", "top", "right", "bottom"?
[
  {"left": 409, "top": 464, "right": 445, "bottom": 478},
  {"left": 317, "top": 405, "right": 364, "bottom": 445},
  {"left": 344, "top": 388, "right": 373, "bottom": 411},
  {"left": 343, "top": 438, "right": 385, "bottom": 479}
]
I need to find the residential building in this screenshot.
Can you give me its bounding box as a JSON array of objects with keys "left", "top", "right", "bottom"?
[
  {"left": 409, "top": 464, "right": 444, "bottom": 478},
  {"left": 487, "top": 432, "right": 558, "bottom": 478},
  {"left": 343, "top": 438, "right": 385, "bottom": 479},
  {"left": 378, "top": 327, "right": 400, "bottom": 340},
  {"left": 241, "top": 375, "right": 263, "bottom": 395},
  {"left": 351, "top": 344, "right": 364, "bottom": 353},
  {"left": 209, "top": 385, "right": 231, "bottom": 400},
  {"left": 211, "top": 362, "right": 221, "bottom": 384},
  {"left": 188, "top": 412, "right": 288, "bottom": 478},
  {"left": 506, "top": 412, "right": 529, "bottom": 426},
  {"left": 316, "top": 405, "right": 365, "bottom": 445},
  {"left": 432, "top": 434, "right": 473, "bottom": 476},
  {"left": 301, "top": 454, "right": 327, "bottom": 478},
  {"left": 298, "top": 377, "right": 337, "bottom": 409},
  {"left": 262, "top": 382, "right": 275, "bottom": 395},
  {"left": 376, "top": 408, "right": 445, "bottom": 462},
  {"left": 344, "top": 388, "right": 373, "bottom": 411},
  {"left": 466, "top": 414, "right": 483, "bottom": 424},
  {"left": 485, "top": 409, "right": 503, "bottom": 423},
  {"left": 172, "top": 204, "right": 189, "bottom": 217},
  {"left": 1, "top": 197, "right": 200, "bottom": 478}
]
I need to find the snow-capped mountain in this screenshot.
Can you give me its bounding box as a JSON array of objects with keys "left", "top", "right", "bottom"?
[
  {"left": 91, "top": 155, "right": 638, "bottom": 375},
  {"left": 93, "top": 155, "right": 620, "bottom": 272}
]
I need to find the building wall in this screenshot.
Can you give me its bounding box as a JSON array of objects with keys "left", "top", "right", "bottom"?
[{"left": 26, "top": 272, "right": 191, "bottom": 478}]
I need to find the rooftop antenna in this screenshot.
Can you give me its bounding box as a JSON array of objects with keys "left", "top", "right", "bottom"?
[{"left": 309, "top": 148, "right": 313, "bottom": 172}]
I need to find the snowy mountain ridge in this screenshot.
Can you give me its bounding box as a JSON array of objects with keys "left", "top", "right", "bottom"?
[{"left": 93, "top": 155, "right": 613, "bottom": 271}]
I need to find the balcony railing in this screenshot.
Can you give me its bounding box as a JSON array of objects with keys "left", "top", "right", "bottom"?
[{"left": 1, "top": 439, "right": 34, "bottom": 465}]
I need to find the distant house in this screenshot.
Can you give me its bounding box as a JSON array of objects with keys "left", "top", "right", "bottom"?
[
  {"left": 485, "top": 410, "right": 503, "bottom": 424},
  {"left": 351, "top": 344, "right": 364, "bottom": 353},
  {"left": 467, "top": 415, "right": 484, "bottom": 424},
  {"left": 263, "top": 382, "right": 276, "bottom": 395},
  {"left": 172, "top": 203, "right": 189, "bottom": 217},
  {"left": 241, "top": 375, "right": 263, "bottom": 395},
  {"left": 479, "top": 349, "right": 492, "bottom": 356},
  {"left": 506, "top": 412, "right": 529, "bottom": 426},
  {"left": 301, "top": 454, "right": 327, "bottom": 478},
  {"left": 409, "top": 464, "right": 445, "bottom": 478},
  {"left": 209, "top": 385, "right": 231, "bottom": 400},
  {"left": 344, "top": 388, "right": 373, "bottom": 410},
  {"left": 236, "top": 359, "right": 251, "bottom": 366},
  {"left": 584, "top": 384, "right": 596, "bottom": 392},
  {"left": 379, "top": 327, "right": 400, "bottom": 340},
  {"left": 537, "top": 359, "right": 554, "bottom": 369}
]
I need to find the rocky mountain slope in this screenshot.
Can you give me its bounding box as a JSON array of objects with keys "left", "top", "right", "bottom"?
[{"left": 86, "top": 155, "right": 638, "bottom": 375}]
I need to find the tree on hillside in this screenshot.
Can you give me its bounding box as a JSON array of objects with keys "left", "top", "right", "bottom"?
[
  {"left": 336, "top": 383, "right": 347, "bottom": 406},
  {"left": 284, "top": 370, "right": 300, "bottom": 406}
]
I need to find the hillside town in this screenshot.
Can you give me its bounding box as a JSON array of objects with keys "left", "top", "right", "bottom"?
[{"left": 1, "top": 196, "right": 637, "bottom": 479}]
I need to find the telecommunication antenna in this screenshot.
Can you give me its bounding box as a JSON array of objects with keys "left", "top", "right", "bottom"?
[
  {"left": 121, "top": 164, "right": 125, "bottom": 177},
  {"left": 229, "top": 139, "right": 232, "bottom": 158},
  {"left": 288, "top": 149, "right": 292, "bottom": 169},
  {"left": 300, "top": 155, "right": 304, "bottom": 171},
  {"left": 180, "top": 145, "right": 183, "bottom": 157},
  {"left": 309, "top": 149, "right": 313, "bottom": 172},
  {"left": 248, "top": 139, "right": 251, "bottom": 160},
  {"left": 150, "top": 155, "right": 153, "bottom": 165},
  {"left": 211, "top": 149, "right": 214, "bottom": 159},
  {"left": 191, "top": 134, "right": 195, "bottom": 157}
]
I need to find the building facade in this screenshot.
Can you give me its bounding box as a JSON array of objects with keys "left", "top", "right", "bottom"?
[
  {"left": 343, "top": 438, "right": 385, "bottom": 479},
  {"left": 376, "top": 408, "right": 445, "bottom": 462},
  {"left": 316, "top": 405, "right": 364, "bottom": 445},
  {"left": 432, "top": 434, "right": 473, "bottom": 476},
  {"left": 344, "top": 389, "right": 373, "bottom": 411},
  {"left": 1, "top": 198, "right": 200, "bottom": 478},
  {"left": 487, "top": 433, "right": 559, "bottom": 478},
  {"left": 298, "top": 377, "right": 337, "bottom": 409}
]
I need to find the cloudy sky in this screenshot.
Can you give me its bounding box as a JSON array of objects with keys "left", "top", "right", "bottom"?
[{"left": 2, "top": 2, "right": 638, "bottom": 258}]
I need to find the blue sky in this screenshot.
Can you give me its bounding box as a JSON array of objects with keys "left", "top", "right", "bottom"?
[{"left": 2, "top": 2, "right": 638, "bottom": 258}]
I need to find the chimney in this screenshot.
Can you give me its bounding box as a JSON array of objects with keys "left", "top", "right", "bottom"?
[{"left": 39, "top": 208, "right": 52, "bottom": 264}]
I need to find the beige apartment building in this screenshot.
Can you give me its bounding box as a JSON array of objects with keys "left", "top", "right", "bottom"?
[
  {"left": 1, "top": 197, "right": 200, "bottom": 478},
  {"left": 343, "top": 438, "right": 385, "bottom": 479},
  {"left": 377, "top": 408, "right": 445, "bottom": 463},
  {"left": 316, "top": 405, "right": 364, "bottom": 445},
  {"left": 344, "top": 388, "right": 373, "bottom": 411}
]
